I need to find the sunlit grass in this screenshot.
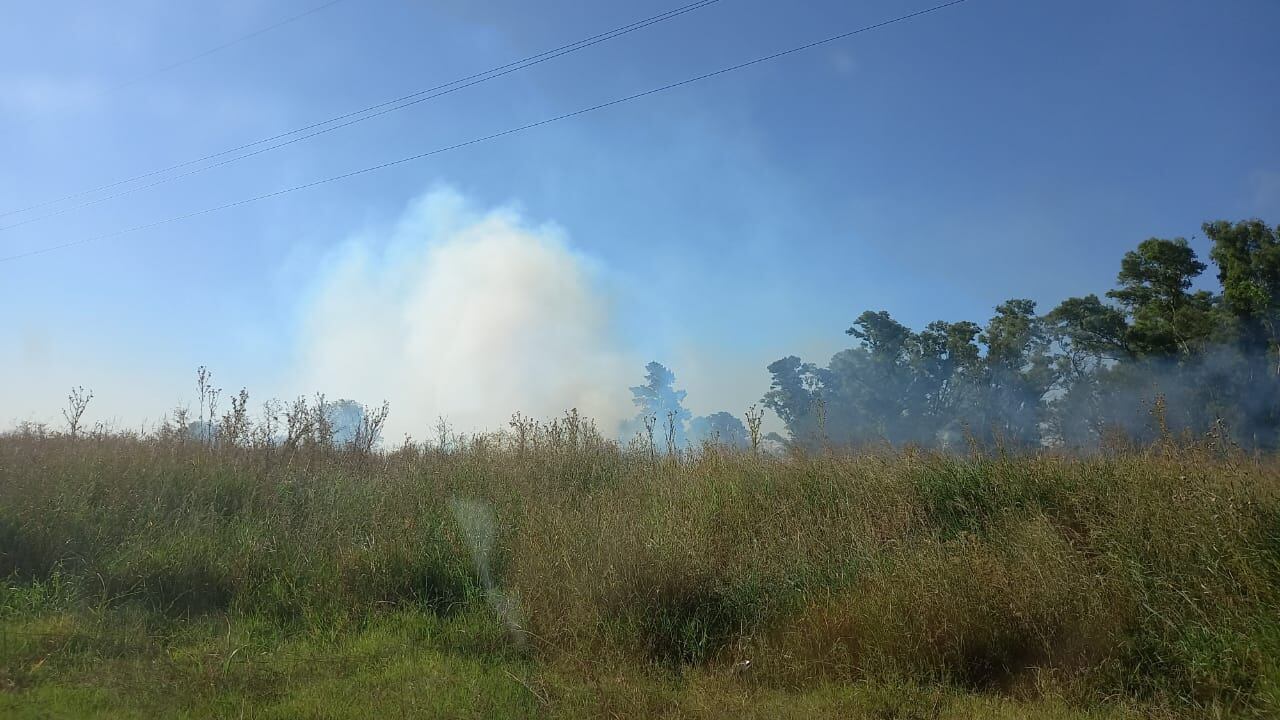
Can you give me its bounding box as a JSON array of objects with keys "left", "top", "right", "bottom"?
[{"left": 2, "top": 422, "right": 1278, "bottom": 717}]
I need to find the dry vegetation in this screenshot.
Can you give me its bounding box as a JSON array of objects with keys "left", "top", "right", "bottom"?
[{"left": 2, "top": 411, "right": 1279, "bottom": 718}]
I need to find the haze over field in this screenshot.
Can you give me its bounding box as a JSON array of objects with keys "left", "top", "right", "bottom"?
[
  {"left": 3, "top": 0, "right": 1279, "bottom": 437},
  {"left": 6, "top": 3, "right": 1280, "bottom": 718}
]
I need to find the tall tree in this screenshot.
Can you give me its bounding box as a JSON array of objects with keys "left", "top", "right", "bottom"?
[
  {"left": 838, "top": 311, "right": 922, "bottom": 443},
  {"left": 1043, "top": 294, "right": 1131, "bottom": 445},
  {"left": 975, "top": 299, "right": 1054, "bottom": 446},
  {"left": 1106, "top": 238, "right": 1218, "bottom": 356},
  {"left": 689, "top": 412, "right": 750, "bottom": 448},
  {"left": 628, "top": 362, "right": 692, "bottom": 446},
  {"left": 1205, "top": 219, "right": 1280, "bottom": 446},
  {"left": 762, "top": 356, "right": 829, "bottom": 446},
  {"left": 325, "top": 399, "right": 366, "bottom": 446},
  {"left": 1207, "top": 219, "right": 1280, "bottom": 371},
  {"left": 914, "top": 319, "right": 983, "bottom": 425},
  {"left": 1045, "top": 295, "right": 1131, "bottom": 369}
]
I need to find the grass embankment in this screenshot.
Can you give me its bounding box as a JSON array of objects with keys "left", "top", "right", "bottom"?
[{"left": 2, "top": 423, "right": 1278, "bottom": 718}]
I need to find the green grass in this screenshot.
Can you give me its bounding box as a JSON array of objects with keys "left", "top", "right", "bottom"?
[
  {"left": 0, "top": 607, "right": 536, "bottom": 719},
  {"left": 2, "top": 425, "right": 1279, "bottom": 717}
]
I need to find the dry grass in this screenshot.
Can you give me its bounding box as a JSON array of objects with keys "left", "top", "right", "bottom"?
[{"left": 2, "top": 420, "right": 1279, "bottom": 717}]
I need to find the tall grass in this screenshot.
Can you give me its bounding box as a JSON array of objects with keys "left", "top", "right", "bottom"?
[{"left": 2, "top": 417, "right": 1278, "bottom": 717}]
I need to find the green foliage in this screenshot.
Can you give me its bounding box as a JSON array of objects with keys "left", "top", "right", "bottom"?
[
  {"left": 767, "top": 299, "right": 1056, "bottom": 448},
  {"left": 762, "top": 355, "right": 829, "bottom": 443},
  {"left": 618, "top": 575, "right": 763, "bottom": 667},
  {"left": 1207, "top": 219, "right": 1280, "bottom": 380},
  {"left": 1107, "top": 237, "right": 1219, "bottom": 356},
  {"left": 767, "top": 218, "right": 1280, "bottom": 451}
]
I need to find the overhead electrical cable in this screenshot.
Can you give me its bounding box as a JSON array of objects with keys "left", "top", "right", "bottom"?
[
  {"left": 1, "top": 0, "right": 968, "bottom": 264},
  {"left": 110, "top": 0, "right": 350, "bottom": 92},
  {"left": 0, "top": 0, "right": 721, "bottom": 226}
]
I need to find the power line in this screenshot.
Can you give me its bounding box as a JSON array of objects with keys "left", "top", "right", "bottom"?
[
  {"left": 108, "top": 0, "right": 350, "bottom": 92},
  {"left": 0, "top": 0, "right": 722, "bottom": 227},
  {"left": 0, "top": 0, "right": 718, "bottom": 230},
  {"left": 1, "top": 0, "right": 969, "bottom": 264}
]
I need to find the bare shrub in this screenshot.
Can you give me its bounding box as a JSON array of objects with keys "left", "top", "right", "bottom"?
[{"left": 61, "top": 386, "right": 93, "bottom": 437}]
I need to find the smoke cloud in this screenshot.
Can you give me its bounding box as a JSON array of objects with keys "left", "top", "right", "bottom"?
[{"left": 293, "top": 186, "right": 634, "bottom": 439}]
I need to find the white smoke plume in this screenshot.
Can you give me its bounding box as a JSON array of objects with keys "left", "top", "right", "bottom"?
[{"left": 293, "top": 186, "right": 635, "bottom": 440}]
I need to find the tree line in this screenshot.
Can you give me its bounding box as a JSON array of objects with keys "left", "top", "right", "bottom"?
[
  {"left": 627, "top": 219, "right": 1279, "bottom": 451},
  {"left": 762, "top": 219, "right": 1280, "bottom": 450}
]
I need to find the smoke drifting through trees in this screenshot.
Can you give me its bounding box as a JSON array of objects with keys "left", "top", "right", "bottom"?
[
  {"left": 37, "top": 216, "right": 1278, "bottom": 455},
  {"left": 620, "top": 361, "right": 753, "bottom": 452},
  {"left": 762, "top": 219, "right": 1280, "bottom": 451}
]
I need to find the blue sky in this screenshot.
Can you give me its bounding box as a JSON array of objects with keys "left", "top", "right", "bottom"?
[{"left": 2, "top": 0, "right": 1278, "bottom": 434}]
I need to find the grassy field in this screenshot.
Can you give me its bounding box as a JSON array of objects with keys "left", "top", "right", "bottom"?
[{"left": 2, "top": 419, "right": 1279, "bottom": 718}]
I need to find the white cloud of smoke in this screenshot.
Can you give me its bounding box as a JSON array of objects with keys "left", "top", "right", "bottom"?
[{"left": 293, "top": 186, "right": 636, "bottom": 439}]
